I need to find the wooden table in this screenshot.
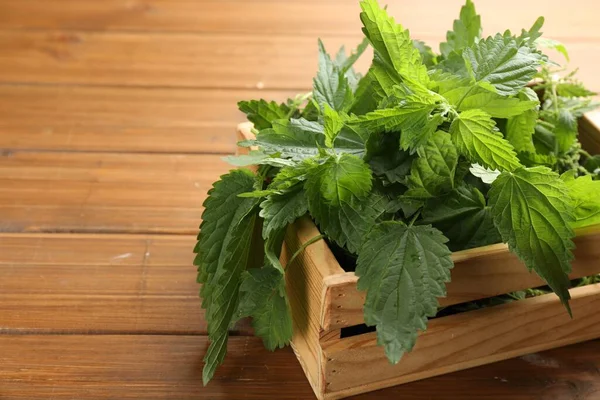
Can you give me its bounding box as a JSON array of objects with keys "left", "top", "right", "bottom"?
[{"left": 1, "top": 1, "right": 599, "bottom": 399}]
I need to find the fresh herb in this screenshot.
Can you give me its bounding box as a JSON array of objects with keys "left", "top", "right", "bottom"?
[{"left": 195, "top": 0, "right": 600, "bottom": 383}]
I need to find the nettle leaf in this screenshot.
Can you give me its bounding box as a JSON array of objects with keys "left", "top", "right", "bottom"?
[
  {"left": 334, "top": 37, "right": 370, "bottom": 90},
  {"left": 584, "top": 155, "right": 600, "bottom": 174},
  {"left": 488, "top": 167, "right": 575, "bottom": 311},
  {"left": 194, "top": 169, "right": 261, "bottom": 385},
  {"left": 562, "top": 173, "right": 600, "bottom": 229},
  {"left": 256, "top": 118, "right": 364, "bottom": 160},
  {"left": 421, "top": 184, "right": 501, "bottom": 251},
  {"left": 506, "top": 109, "right": 537, "bottom": 153},
  {"left": 367, "top": 130, "right": 415, "bottom": 184},
  {"left": 360, "top": 0, "right": 429, "bottom": 86},
  {"left": 356, "top": 222, "right": 453, "bottom": 363},
  {"left": 348, "top": 90, "right": 444, "bottom": 152},
  {"left": 557, "top": 82, "right": 596, "bottom": 98},
  {"left": 440, "top": 0, "right": 482, "bottom": 57},
  {"left": 323, "top": 104, "right": 345, "bottom": 148},
  {"left": 450, "top": 109, "right": 521, "bottom": 171},
  {"left": 443, "top": 85, "right": 538, "bottom": 118},
  {"left": 463, "top": 34, "right": 542, "bottom": 96},
  {"left": 314, "top": 40, "right": 354, "bottom": 112},
  {"left": 536, "top": 37, "right": 569, "bottom": 62},
  {"left": 412, "top": 39, "right": 437, "bottom": 67},
  {"left": 260, "top": 186, "right": 308, "bottom": 239},
  {"left": 305, "top": 154, "right": 372, "bottom": 206},
  {"left": 238, "top": 100, "right": 290, "bottom": 130},
  {"left": 223, "top": 151, "right": 296, "bottom": 168},
  {"left": 405, "top": 132, "right": 457, "bottom": 198},
  {"left": 237, "top": 265, "right": 293, "bottom": 351}
]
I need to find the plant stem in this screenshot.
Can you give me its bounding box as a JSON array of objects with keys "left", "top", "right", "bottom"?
[
  {"left": 285, "top": 234, "right": 325, "bottom": 269},
  {"left": 455, "top": 85, "right": 476, "bottom": 110}
]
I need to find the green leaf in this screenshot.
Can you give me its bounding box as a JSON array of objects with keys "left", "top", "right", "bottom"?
[
  {"left": 223, "top": 151, "right": 296, "bottom": 168},
  {"left": 412, "top": 39, "right": 437, "bottom": 67},
  {"left": 323, "top": 104, "right": 345, "bottom": 148},
  {"left": 440, "top": 0, "right": 481, "bottom": 57},
  {"left": 360, "top": 0, "right": 429, "bottom": 86},
  {"left": 506, "top": 109, "right": 537, "bottom": 153},
  {"left": 584, "top": 155, "right": 600, "bottom": 174},
  {"left": 238, "top": 100, "right": 290, "bottom": 130},
  {"left": 463, "top": 34, "right": 542, "bottom": 96},
  {"left": 260, "top": 186, "right": 308, "bottom": 239},
  {"left": 444, "top": 85, "right": 538, "bottom": 118},
  {"left": 366, "top": 130, "right": 415, "bottom": 184},
  {"left": 562, "top": 173, "right": 600, "bottom": 229},
  {"left": 421, "top": 185, "right": 501, "bottom": 251},
  {"left": 405, "top": 133, "right": 457, "bottom": 198},
  {"left": 350, "top": 68, "right": 385, "bottom": 115},
  {"left": 314, "top": 40, "right": 353, "bottom": 111},
  {"left": 194, "top": 169, "right": 261, "bottom": 385},
  {"left": 536, "top": 37, "right": 569, "bottom": 61},
  {"left": 307, "top": 189, "right": 387, "bottom": 254},
  {"left": 450, "top": 109, "right": 521, "bottom": 171},
  {"left": 556, "top": 82, "right": 596, "bottom": 98},
  {"left": 305, "top": 154, "right": 372, "bottom": 207},
  {"left": 348, "top": 90, "right": 444, "bottom": 152},
  {"left": 237, "top": 265, "right": 293, "bottom": 351},
  {"left": 488, "top": 167, "right": 575, "bottom": 311},
  {"left": 356, "top": 222, "right": 453, "bottom": 363},
  {"left": 255, "top": 118, "right": 364, "bottom": 160}
]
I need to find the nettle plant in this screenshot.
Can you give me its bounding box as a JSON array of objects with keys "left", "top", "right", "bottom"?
[{"left": 195, "top": 0, "right": 600, "bottom": 384}]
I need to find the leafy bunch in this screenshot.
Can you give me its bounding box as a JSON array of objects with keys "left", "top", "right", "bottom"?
[{"left": 195, "top": 0, "right": 600, "bottom": 383}]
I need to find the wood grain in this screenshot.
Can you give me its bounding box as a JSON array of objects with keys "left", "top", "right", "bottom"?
[
  {"left": 1, "top": 31, "right": 598, "bottom": 91},
  {"left": 0, "top": 151, "right": 231, "bottom": 233},
  {"left": 0, "top": 0, "right": 598, "bottom": 39},
  {"left": 1, "top": 334, "right": 600, "bottom": 399},
  {"left": 0, "top": 233, "right": 250, "bottom": 334},
  {"left": 0, "top": 85, "right": 294, "bottom": 153},
  {"left": 323, "top": 284, "right": 600, "bottom": 399}
]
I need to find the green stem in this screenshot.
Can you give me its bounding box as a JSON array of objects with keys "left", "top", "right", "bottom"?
[
  {"left": 408, "top": 210, "right": 421, "bottom": 227},
  {"left": 285, "top": 234, "right": 325, "bottom": 269}
]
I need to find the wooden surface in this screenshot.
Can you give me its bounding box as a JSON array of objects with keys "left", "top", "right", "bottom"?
[{"left": 2, "top": 1, "right": 600, "bottom": 399}]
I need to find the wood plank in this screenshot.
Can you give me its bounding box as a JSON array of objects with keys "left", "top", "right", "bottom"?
[
  {"left": 323, "top": 284, "right": 600, "bottom": 399},
  {"left": 0, "top": 31, "right": 598, "bottom": 91},
  {"left": 1, "top": 334, "right": 600, "bottom": 399},
  {"left": 0, "top": 85, "right": 293, "bottom": 153},
  {"left": 0, "top": 233, "right": 251, "bottom": 334},
  {"left": 0, "top": 0, "right": 598, "bottom": 39},
  {"left": 0, "top": 151, "right": 230, "bottom": 233}
]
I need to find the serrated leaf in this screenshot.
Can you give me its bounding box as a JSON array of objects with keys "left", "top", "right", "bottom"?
[
  {"left": 194, "top": 169, "right": 261, "bottom": 385},
  {"left": 323, "top": 104, "right": 345, "bottom": 148},
  {"left": 305, "top": 154, "right": 372, "bottom": 207},
  {"left": 314, "top": 40, "right": 354, "bottom": 111},
  {"left": 308, "top": 189, "right": 387, "bottom": 254},
  {"left": 444, "top": 85, "right": 538, "bottom": 118},
  {"left": 366, "top": 130, "right": 415, "bottom": 184},
  {"left": 421, "top": 184, "right": 501, "bottom": 250},
  {"left": 260, "top": 186, "right": 308, "bottom": 239},
  {"left": 536, "top": 37, "right": 569, "bottom": 61},
  {"left": 440, "top": 0, "right": 481, "bottom": 57},
  {"left": 562, "top": 173, "right": 600, "bottom": 229},
  {"left": 360, "top": 0, "right": 429, "bottom": 86},
  {"left": 356, "top": 222, "right": 453, "bottom": 363},
  {"left": 256, "top": 118, "right": 364, "bottom": 160},
  {"left": 488, "top": 167, "right": 575, "bottom": 311},
  {"left": 238, "top": 100, "right": 290, "bottom": 130},
  {"left": 450, "top": 109, "right": 521, "bottom": 171},
  {"left": 237, "top": 265, "right": 293, "bottom": 351},
  {"left": 348, "top": 96, "right": 443, "bottom": 152},
  {"left": 405, "top": 133, "right": 457, "bottom": 198},
  {"left": 506, "top": 109, "right": 537, "bottom": 153},
  {"left": 412, "top": 39, "right": 437, "bottom": 67},
  {"left": 556, "top": 82, "right": 596, "bottom": 98},
  {"left": 468, "top": 163, "right": 500, "bottom": 184},
  {"left": 463, "top": 34, "right": 542, "bottom": 96}
]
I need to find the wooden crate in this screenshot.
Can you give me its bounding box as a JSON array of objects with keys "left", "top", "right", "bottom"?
[{"left": 236, "top": 112, "right": 600, "bottom": 400}]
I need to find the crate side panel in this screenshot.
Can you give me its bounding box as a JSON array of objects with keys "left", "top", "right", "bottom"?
[{"left": 321, "top": 284, "right": 600, "bottom": 398}]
